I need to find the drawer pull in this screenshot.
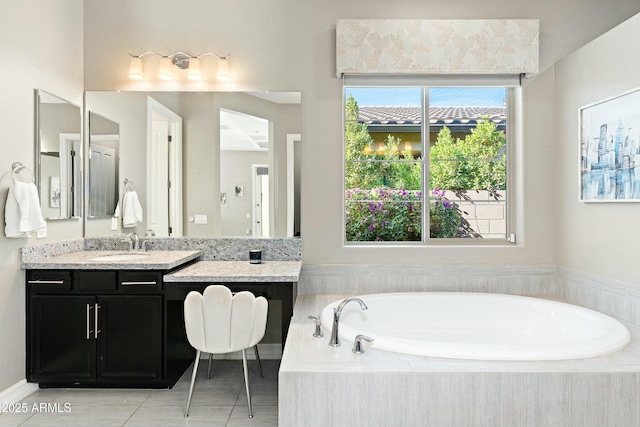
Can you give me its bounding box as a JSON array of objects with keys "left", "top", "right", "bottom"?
[
  {"left": 121, "top": 281, "right": 157, "bottom": 286},
  {"left": 28, "top": 280, "right": 65, "bottom": 285}
]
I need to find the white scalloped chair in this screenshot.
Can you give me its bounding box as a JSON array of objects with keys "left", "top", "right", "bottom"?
[{"left": 183, "top": 285, "right": 268, "bottom": 418}]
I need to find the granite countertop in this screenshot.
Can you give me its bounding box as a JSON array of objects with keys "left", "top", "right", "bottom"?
[
  {"left": 21, "top": 250, "right": 202, "bottom": 270},
  {"left": 163, "top": 260, "right": 302, "bottom": 283}
]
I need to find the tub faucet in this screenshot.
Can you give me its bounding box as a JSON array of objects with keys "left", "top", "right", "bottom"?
[{"left": 329, "top": 297, "right": 368, "bottom": 347}]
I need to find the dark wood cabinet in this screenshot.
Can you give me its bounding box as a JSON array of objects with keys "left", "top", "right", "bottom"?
[
  {"left": 27, "top": 270, "right": 165, "bottom": 387},
  {"left": 29, "top": 295, "right": 96, "bottom": 382}
]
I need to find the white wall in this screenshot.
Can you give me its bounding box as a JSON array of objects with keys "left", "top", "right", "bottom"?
[
  {"left": 0, "top": 1, "right": 83, "bottom": 392},
  {"left": 554, "top": 13, "right": 640, "bottom": 285}
]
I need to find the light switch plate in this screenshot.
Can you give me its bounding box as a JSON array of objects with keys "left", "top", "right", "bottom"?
[{"left": 194, "top": 214, "right": 208, "bottom": 224}]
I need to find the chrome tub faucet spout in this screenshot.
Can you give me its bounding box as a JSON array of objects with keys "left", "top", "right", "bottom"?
[{"left": 329, "top": 297, "right": 367, "bottom": 347}]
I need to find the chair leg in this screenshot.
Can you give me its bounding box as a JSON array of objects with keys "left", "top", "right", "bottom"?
[
  {"left": 242, "top": 348, "right": 253, "bottom": 418},
  {"left": 207, "top": 353, "right": 213, "bottom": 380},
  {"left": 184, "top": 350, "right": 201, "bottom": 417},
  {"left": 254, "top": 345, "right": 264, "bottom": 379}
]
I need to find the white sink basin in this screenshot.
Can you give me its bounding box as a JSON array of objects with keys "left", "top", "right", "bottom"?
[{"left": 91, "top": 253, "right": 150, "bottom": 261}]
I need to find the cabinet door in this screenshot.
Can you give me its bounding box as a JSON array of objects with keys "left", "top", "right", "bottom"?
[
  {"left": 96, "top": 295, "right": 162, "bottom": 384},
  {"left": 29, "top": 296, "right": 96, "bottom": 382}
]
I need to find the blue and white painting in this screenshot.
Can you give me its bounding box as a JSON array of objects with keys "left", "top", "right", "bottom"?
[{"left": 580, "top": 87, "right": 640, "bottom": 201}]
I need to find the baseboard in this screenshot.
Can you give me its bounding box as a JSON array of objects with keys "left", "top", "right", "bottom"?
[
  {"left": 202, "top": 343, "right": 282, "bottom": 360},
  {"left": 0, "top": 380, "right": 38, "bottom": 404}
]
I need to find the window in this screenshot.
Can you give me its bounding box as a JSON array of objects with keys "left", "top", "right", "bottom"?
[{"left": 344, "top": 85, "right": 511, "bottom": 243}]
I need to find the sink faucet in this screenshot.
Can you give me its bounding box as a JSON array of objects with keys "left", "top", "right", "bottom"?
[
  {"left": 329, "top": 297, "right": 368, "bottom": 347},
  {"left": 121, "top": 233, "right": 139, "bottom": 251}
]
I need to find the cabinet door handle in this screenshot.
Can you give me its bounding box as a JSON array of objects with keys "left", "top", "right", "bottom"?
[
  {"left": 120, "top": 281, "right": 157, "bottom": 286},
  {"left": 28, "top": 280, "right": 65, "bottom": 285},
  {"left": 86, "top": 304, "right": 94, "bottom": 340},
  {"left": 94, "top": 304, "right": 101, "bottom": 338}
]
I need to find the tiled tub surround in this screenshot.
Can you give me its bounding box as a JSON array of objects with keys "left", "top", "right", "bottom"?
[
  {"left": 298, "top": 264, "right": 559, "bottom": 296},
  {"left": 280, "top": 293, "right": 640, "bottom": 427}
]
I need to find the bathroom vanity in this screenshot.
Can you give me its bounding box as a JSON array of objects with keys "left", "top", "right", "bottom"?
[
  {"left": 22, "top": 248, "right": 302, "bottom": 389},
  {"left": 23, "top": 250, "right": 201, "bottom": 388}
]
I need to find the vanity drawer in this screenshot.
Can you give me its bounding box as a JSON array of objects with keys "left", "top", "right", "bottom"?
[
  {"left": 75, "top": 271, "right": 117, "bottom": 292},
  {"left": 118, "top": 271, "right": 163, "bottom": 292},
  {"left": 27, "top": 271, "right": 72, "bottom": 291}
]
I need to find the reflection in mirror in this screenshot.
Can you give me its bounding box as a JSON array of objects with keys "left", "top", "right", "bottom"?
[
  {"left": 83, "top": 91, "right": 301, "bottom": 238},
  {"left": 88, "top": 112, "right": 119, "bottom": 218},
  {"left": 35, "top": 89, "right": 82, "bottom": 219},
  {"left": 220, "top": 108, "right": 270, "bottom": 236}
]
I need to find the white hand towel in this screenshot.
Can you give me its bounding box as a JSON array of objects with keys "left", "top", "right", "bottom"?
[
  {"left": 121, "top": 190, "right": 143, "bottom": 228},
  {"left": 5, "top": 181, "right": 46, "bottom": 238}
]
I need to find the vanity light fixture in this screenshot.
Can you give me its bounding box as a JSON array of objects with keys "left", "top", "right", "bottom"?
[{"left": 128, "top": 51, "right": 231, "bottom": 81}]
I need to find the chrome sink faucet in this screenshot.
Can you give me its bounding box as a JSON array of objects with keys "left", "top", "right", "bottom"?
[
  {"left": 329, "top": 297, "right": 368, "bottom": 347},
  {"left": 122, "top": 233, "right": 140, "bottom": 251}
]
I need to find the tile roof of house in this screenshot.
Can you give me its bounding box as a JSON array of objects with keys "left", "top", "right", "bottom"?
[{"left": 357, "top": 106, "right": 506, "bottom": 125}]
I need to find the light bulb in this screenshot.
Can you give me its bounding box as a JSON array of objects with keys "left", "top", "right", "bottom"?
[
  {"left": 158, "top": 56, "right": 173, "bottom": 80},
  {"left": 129, "top": 57, "right": 144, "bottom": 79},
  {"left": 217, "top": 57, "right": 231, "bottom": 81},
  {"left": 188, "top": 57, "right": 201, "bottom": 81}
]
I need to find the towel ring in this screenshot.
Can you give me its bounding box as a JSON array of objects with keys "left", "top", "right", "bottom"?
[
  {"left": 11, "top": 162, "right": 34, "bottom": 183},
  {"left": 124, "top": 178, "right": 135, "bottom": 192}
]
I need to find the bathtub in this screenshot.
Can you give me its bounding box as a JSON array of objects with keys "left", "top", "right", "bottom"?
[{"left": 320, "top": 292, "right": 631, "bottom": 361}]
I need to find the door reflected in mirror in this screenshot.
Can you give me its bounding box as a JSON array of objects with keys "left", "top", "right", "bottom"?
[
  {"left": 88, "top": 112, "right": 119, "bottom": 218},
  {"left": 35, "top": 89, "right": 82, "bottom": 220}
]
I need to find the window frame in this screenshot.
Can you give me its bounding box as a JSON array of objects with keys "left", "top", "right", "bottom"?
[{"left": 342, "top": 76, "right": 519, "bottom": 246}]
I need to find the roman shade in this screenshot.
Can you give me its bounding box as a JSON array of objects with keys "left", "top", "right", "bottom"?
[{"left": 336, "top": 19, "right": 539, "bottom": 77}]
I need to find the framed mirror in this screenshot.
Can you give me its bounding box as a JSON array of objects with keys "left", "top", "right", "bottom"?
[
  {"left": 83, "top": 91, "right": 301, "bottom": 238},
  {"left": 35, "top": 89, "right": 82, "bottom": 220},
  {"left": 88, "top": 112, "right": 119, "bottom": 218}
]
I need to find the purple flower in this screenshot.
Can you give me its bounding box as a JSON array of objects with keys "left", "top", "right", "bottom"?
[
  {"left": 368, "top": 224, "right": 374, "bottom": 232},
  {"left": 443, "top": 201, "right": 453, "bottom": 208}
]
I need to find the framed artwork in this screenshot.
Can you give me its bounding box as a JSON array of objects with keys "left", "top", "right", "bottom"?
[
  {"left": 580, "top": 87, "right": 640, "bottom": 202},
  {"left": 234, "top": 185, "right": 244, "bottom": 197},
  {"left": 50, "top": 176, "right": 61, "bottom": 208}
]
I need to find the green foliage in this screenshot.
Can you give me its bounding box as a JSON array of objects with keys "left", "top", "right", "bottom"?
[
  {"left": 343, "top": 95, "right": 492, "bottom": 241},
  {"left": 345, "top": 188, "right": 422, "bottom": 241},
  {"left": 345, "top": 188, "right": 470, "bottom": 241},
  {"left": 345, "top": 95, "right": 421, "bottom": 190},
  {"left": 430, "top": 120, "right": 506, "bottom": 191}
]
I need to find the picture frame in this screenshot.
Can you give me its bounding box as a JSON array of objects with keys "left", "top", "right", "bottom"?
[
  {"left": 579, "top": 86, "right": 640, "bottom": 202},
  {"left": 50, "top": 176, "right": 61, "bottom": 208},
  {"left": 234, "top": 184, "right": 244, "bottom": 197}
]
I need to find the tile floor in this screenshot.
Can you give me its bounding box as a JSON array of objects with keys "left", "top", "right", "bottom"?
[{"left": 0, "top": 359, "right": 279, "bottom": 427}]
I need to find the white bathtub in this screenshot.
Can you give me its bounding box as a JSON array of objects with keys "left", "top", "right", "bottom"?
[{"left": 320, "top": 292, "right": 631, "bottom": 361}]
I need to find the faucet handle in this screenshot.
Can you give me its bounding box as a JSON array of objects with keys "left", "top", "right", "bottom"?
[
  {"left": 352, "top": 335, "right": 374, "bottom": 354},
  {"left": 307, "top": 315, "right": 323, "bottom": 338}
]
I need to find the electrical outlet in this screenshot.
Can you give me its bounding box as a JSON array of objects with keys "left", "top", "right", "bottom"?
[
  {"left": 111, "top": 217, "right": 118, "bottom": 231},
  {"left": 36, "top": 229, "right": 47, "bottom": 239}
]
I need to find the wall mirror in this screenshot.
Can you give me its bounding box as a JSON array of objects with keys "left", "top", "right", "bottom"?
[
  {"left": 83, "top": 91, "right": 301, "bottom": 238},
  {"left": 87, "top": 111, "right": 119, "bottom": 218},
  {"left": 35, "top": 89, "right": 82, "bottom": 220}
]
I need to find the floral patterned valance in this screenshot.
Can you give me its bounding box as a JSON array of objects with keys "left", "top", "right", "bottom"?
[{"left": 336, "top": 19, "right": 539, "bottom": 77}]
